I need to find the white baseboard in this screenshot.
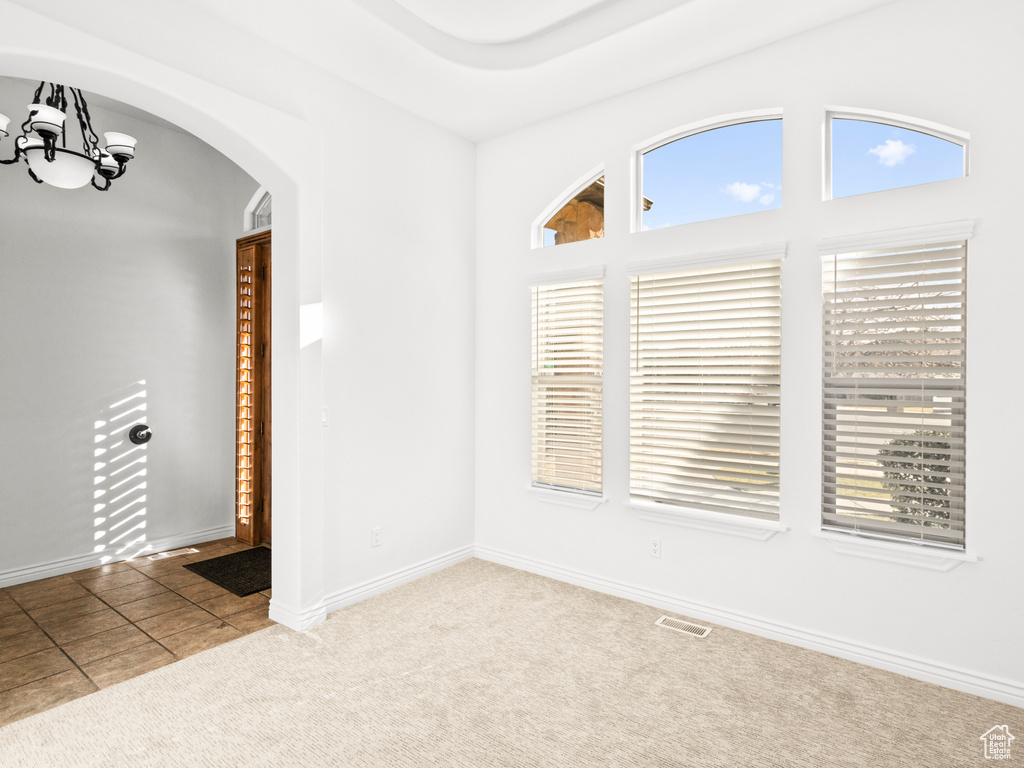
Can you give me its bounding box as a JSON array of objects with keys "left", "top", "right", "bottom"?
[
  {"left": 269, "top": 599, "right": 327, "bottom": 631},
  {"left": 0, "top": 524, "right": 234, "bottom": 588},
  {"left": 324, "top": 544, "right": 475, "bottom": 615},
  {"left": 475, "top": 545, "right": 1024, "bottom": 709}
]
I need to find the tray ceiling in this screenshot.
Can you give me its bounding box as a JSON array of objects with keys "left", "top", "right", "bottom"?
[
  {"left": 392, "top": 0, "right": 610, "bottom": 44},
  {"left": 6, "top": 0, "right": 898, "bottom": 141}
]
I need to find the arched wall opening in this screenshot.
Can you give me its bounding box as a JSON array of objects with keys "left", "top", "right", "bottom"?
[{"left": 0, "top": 48, "right": 326, "bottom": 631}]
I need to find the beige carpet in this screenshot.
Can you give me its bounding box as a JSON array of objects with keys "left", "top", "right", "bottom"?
[{"left": 0, "top": 558, "right": 1018, "bottom": 767}]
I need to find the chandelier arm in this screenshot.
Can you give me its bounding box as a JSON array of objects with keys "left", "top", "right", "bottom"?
[
  {"left": 0, "top": 113, "right": 33, "bottom": 165},
  {"left": 58, "top": 86, "right": 68, "bottom": 150},
  {"left": 91, "top": 175, "right": 112, "bottom": 192},
  {"left": 17, "top": 109, "right": 34, "bottom": 138},
  {"left": 27, "top": 167, "right": 43, "bottom": 184},
  {"left": 0, "top": 134, "right": 25, "bottom": 166}
]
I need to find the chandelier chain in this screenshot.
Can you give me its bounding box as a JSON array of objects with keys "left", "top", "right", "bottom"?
[{"left": 70, "top": 89, "right": 100, "bottom": 158}]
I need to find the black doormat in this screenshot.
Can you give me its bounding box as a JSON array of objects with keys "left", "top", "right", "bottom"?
[{"left": 183, "top": 547, "right": 271, "bottom": 597}]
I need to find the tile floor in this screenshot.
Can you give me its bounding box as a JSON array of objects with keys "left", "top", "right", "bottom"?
[{"left": 0, "top": 538, "right": 273, "bottom": 727}]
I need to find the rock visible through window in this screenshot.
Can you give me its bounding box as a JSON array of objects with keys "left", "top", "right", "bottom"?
[{"left": 543, "top": 176, "right": 605, "bottom": 247}]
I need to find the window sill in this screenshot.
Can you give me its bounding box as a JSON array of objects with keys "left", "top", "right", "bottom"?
[
  {"left": 528, "top": 485, "right": 607, "bottom": 511},
  {"left": 814, "top": 531, "right": 977, "bottom": 571},
  {"left": 631, "top": 501, "right": 786, "bottom": 541}
]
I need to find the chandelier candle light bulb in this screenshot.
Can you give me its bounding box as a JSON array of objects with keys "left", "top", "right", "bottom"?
[
  {"left": 96, "top": 149, "right": 121, "bottom": 178},
  {"left": 103, "top": 132, "right": 137, "bottom": 161},
  {"left": 27, "top": 103, "right": 65, "bottom": 138},
  {"left": 0, "top": 81, "right": 138, "bottom": 191}
]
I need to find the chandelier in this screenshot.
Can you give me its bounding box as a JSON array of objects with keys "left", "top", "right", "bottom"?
[{"left": 0, "top": 81, "right": 137, "bottom": 191}]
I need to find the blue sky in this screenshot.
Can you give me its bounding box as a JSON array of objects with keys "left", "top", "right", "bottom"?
[
  {"left": 830, "top": 119, "right": 963, "bottom": 199},
  {"left": 544, "top": 116, "right": 963, "bottom": 243},
  {"left": 642, "top": 119, "right": 783, "bottom": 230}
]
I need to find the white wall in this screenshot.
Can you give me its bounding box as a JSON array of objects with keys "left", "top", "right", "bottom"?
[
  {"left": 475, "top": 0, "right": 1024, "bottom": 706},
  {"left": 320, "top": 82, "right": 478, "bottom": 603},
  {"left": 0, "top": 77, "right": 259, "bottom": 581}
]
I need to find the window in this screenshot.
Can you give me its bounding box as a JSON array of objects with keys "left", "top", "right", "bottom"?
[
  {"left": 630, "top": 257, "right": 782, "bottom": 519},
  {"left": 254, "top": 193, "right": 272, "bottom": 228},
  {"left": 541, "top": 176, "right": 605, "bottom": 247},
  {"left": 822, "top": 239, "right": 966, "bottom": 548},
  {"left": 639, "top": 115, "right": 782, "bottom": 231},
  {"left": 827, "top": 110, "right": 967, "bottom": 199},
  {"left": 531, "top": 275, "right": 604, "bottom": 494},
  {"left": 243, "top": 187, "right": 272, "bottom": 232}
]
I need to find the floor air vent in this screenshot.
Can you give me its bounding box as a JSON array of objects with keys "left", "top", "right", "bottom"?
[
  {"left": 655, "top": 615, "right": 712, "bottom": 638},
  {"left": 147, "top": 547, "right": 200, "bottom": 561}
]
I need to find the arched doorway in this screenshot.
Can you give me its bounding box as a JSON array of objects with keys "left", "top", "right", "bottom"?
[{"left": 0, "top": 44, "right": 325, "bottom": 631}]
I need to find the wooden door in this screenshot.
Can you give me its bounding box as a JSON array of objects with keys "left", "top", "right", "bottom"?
[{"left": 235, "top": 230, "right": 271, "bottom": 546}]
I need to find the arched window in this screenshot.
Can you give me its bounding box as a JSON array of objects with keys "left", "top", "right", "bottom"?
[
  {"left": 826, "top": 109, "right": 967, "bottom": 199},
  {"left": 243, "top": 186, "right": 272, "bottom": 231},
  {"left": 534, "top": 169, "right": 605, "bottom": 248},
  {"left": 636, "top": 111, "right": 783, "bottom": 231},
  {"left": 254, "top": 194, "right": 271, "bottom": 228}
]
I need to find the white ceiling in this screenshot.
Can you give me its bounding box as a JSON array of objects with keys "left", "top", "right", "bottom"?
[
  {"left": 391, "top": 0, "right": 610, "bottom": 44},
  {"left": 182, "top": 0, "right": 896, "bottom": 140},
  {"left": 8, "top": 0, "right": 897, "bottom": 142}
]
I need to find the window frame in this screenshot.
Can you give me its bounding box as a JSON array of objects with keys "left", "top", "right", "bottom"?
[
  {"left": 626, "top": 243, "right": 786, "bottom": 533},
  {"left": 528, "top": 266, "right": 606, "bottom": 500},
  {"left": 823, "top": 107, "right": 969, "bottom": 201},
  {"left": 818, "top": 220, "right": 975, "bottom": 552},
  {"left": 243, "top": 186, "right": 272, "bottom": 233},
  {"left": 631, "top": 108, "right": 783, "bottom": 234}
]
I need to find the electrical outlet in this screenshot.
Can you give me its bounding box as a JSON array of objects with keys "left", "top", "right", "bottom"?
[
  {"left": 371, "top": 527, "right": 382, "bottom": 548},
  {"left": 651, "top": 538, "right": 661, "bottom": 558}
]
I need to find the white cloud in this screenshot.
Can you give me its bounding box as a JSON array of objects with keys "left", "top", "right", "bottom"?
[
  {"left": 868, "top": 139, "right": 916, "bottom": 167},
  {"left": 759, "top": 193, "right": 776, "bottom": 205},
  {"left": 726, "top": 182, "right": 762, "bottom": 202}
]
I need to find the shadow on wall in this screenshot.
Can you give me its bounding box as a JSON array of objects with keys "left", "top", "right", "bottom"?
[{"left": 92, "top": 379, "right": 150, "bottom": 564}]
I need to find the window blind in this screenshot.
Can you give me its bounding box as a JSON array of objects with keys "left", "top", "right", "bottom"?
[
  {"left": 822, "top": 241, "right": 966, "bottom": 548},
  {"left": 531, "top": 279, "right": 603, "bottom": 494},
  {"left": 630, "top": 259, "right": 782, "bottom": 519}
]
